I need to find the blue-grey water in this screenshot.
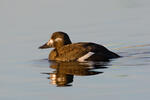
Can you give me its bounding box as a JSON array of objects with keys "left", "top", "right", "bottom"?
[{"left": 1, "top": 0, "right": 150, "bottom": 100}]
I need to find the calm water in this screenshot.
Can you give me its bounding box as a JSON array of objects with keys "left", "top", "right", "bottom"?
[{"left": 1, "top": 0, "right": 150, "bottom": 100}]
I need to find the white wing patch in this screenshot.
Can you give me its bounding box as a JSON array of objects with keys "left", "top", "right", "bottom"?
[{"left": 77, "top": 52, "right": 95, "bottom": 62}]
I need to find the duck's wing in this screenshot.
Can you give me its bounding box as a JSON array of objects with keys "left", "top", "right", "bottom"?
[
  {"left": 55, "top": 42, "right": 119, "bottom": 61},
  {"left": 56, "top": 43, "right": 91, "bottom": 61}
]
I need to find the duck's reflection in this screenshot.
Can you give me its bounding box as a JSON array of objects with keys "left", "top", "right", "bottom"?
[{"left": 42, "top": 61, "right": 108, "bottom": 87}]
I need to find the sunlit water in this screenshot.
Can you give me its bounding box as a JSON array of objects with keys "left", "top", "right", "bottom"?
[{"left": 1, "top": 0, "right": 150, "bottom": 100}]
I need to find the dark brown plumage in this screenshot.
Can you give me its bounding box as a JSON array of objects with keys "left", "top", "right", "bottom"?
[{"left": 39, "top": 32, "right": 120, "bottom": 62}]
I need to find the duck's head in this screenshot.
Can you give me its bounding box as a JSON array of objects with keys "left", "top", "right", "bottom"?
[{"left": 39, "top": 31, "right": 72, "bottom": 49}]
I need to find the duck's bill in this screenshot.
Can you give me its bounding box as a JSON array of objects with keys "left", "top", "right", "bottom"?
[{"left": 38, "top": 43, "right": 51, "bottom": 49}]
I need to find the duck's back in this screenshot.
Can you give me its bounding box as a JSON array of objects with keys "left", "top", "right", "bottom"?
[{"left": 49, "top": 42, "right": 119, "bottom": 62}]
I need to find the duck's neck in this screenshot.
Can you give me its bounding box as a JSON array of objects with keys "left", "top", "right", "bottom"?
[
  {"left": 64, "top": 39, "right": 72, "bottom": 45},
  {"left": 55, "top": 39, "right": 72, "bottom": 49}
]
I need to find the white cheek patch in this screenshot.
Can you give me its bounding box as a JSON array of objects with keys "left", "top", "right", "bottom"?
[
  {"left": 47, "top": 39, "right": 53, "bottom": 45},
  {"left": 77, "top": 52, "right": 95, "bottom": 62},
  {"left": 55, "top": 38, "right": 62, "bottom": 42}
]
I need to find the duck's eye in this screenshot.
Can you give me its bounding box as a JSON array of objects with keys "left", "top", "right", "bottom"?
[{"left": 55, "top": 38, "right": 62, "bottom": 42}]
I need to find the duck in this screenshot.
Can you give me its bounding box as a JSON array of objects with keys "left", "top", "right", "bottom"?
[{"left": 39, "top": 31, "right": 120, "bottom": 62}]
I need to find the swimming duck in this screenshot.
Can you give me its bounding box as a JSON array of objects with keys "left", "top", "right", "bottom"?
[{"left": 39, "top": 31, "right": 120, "bottom": 62}]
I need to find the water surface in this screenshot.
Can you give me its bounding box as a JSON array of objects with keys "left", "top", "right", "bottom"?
[{"left": 1, "top": 0, "right": 150, "bottom": 100}]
